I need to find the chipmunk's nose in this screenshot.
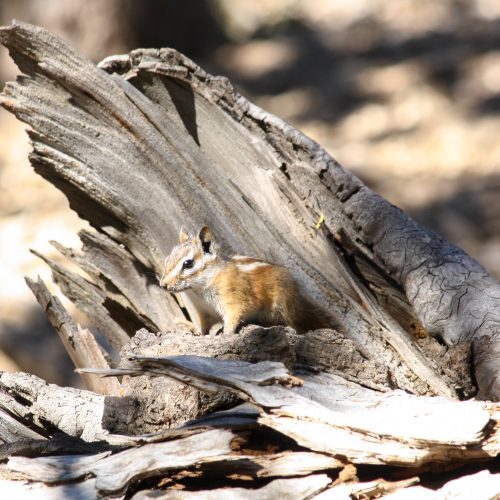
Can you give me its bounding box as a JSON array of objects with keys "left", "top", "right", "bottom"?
[{"left": 160, "top": 277, "right": 177, "bottom": 292}]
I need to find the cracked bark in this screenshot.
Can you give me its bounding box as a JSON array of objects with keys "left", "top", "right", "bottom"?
[{"left": 0, "top": 20, "right": 499, "bottom": 402}]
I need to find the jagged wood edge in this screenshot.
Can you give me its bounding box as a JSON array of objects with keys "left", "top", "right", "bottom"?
[
  {"left": 1, "top": 23, "right": 497, "bottom": 395},
  {"left": 81, "top": 354, "right": 500, "bottom": 466},
  {"left": 103, "top": 49, "right": 500, "bottom": 399},
  {"left": 25, "top": 276, "right": 120, "bottom": 394}
]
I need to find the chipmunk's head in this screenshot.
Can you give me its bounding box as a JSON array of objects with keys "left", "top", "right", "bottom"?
[{"left": 159, "top": 226, "right": 221, "bottom": 292}]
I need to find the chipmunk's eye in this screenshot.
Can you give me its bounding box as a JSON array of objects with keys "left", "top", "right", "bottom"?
[{"left": 182, "top": 259, "right": 194, "bottom": 270}]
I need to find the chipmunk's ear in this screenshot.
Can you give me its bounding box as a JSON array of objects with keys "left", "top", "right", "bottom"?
[
  {"left": 198, "top": 226, "right": 213, "bottom": 254},
  {"left": 179, "top": 227, "right": 190, "bottom": 243}
]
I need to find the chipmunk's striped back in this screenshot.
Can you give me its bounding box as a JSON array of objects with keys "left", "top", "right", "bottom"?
[
  {"left": 232, "top": 255, "right": 271, "bottom": 272},
  {"left": 159, "top": 226, "right": 334, "bottom": 334}
]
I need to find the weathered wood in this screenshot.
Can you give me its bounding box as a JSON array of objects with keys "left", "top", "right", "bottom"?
[
  {"left": 119, "top": 326, "right": 294, "bottom": 370},
  {"left": 295, "top": 329, "right": 390, "bottom": 391},
  {"left": 1, "top": 20, "right": 490, "bottom": 398},
  {"left": 221, "top": 451, "right": 343, "bottom": 478},
  {"left": 110, "top": 326, "right": 294, "bottom": 433},
  {"left": 81, "top": 354, "right": 500, "bottom": 467},
  {"left": 81, "top": 352, "right": 299, "bottom": 397},
  {"left": 25, "top": 276, "right": 120, "bottom": 394},
  {"left": 6, "top": 429, "right": 235, "bottom": 494},
  {"left": 30, "top": 251, "right": 131, "bottom": 351},
  {"left": 0, "top": 371, "right": 126, "bottom": 442},
  {"left": 133, "top": 475, "right": 332, "bottom": 499},
  {"left": 0, "top": 434, "right": 109, "bottom": 462},
  {"left": 0, "top": 356, "right": 498, "bottom": 497},
  {"left": 5, "top": 447, "right": 341, "bottom": 488},
  {"left": 0, "top": 408, "right": 47, "bottom": 444},
  {"left": 3, "top": 469, "right": 496, "bottom": 500}
]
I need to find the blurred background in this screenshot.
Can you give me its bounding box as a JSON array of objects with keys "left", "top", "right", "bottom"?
[{"left": 1, "top": 0, "right": 500, "bottom": 387}]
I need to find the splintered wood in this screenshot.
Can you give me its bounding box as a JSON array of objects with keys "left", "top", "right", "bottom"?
[
  {"left": 0, "top": 354, "right": 498, "bottom": 497},
  {"left": 0, "top": 20, "right": 500, "bottom": 499},
  {"left": 3, "top": 20, "right": 498, "bottom": 401}
]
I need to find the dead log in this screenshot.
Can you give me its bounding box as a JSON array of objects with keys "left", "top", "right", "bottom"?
[
  {"left": 0, "top": 370, "right": 114, "bottom": 443},
  {"left": 1, "top": 20, "right": 500, "bottom": 497},
  {"left": 25, "top": 277, "right": 119, "bottom": 395},
  {"left": 2, "top": 20, "right": 499, "bottom": 399},
  {"left": 1, "top": 356, "right": 499, "bottom": 497},
  {"left": 80, "top": 354, "right": 500, "bottom": 468}
]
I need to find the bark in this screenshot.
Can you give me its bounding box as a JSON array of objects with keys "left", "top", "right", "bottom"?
[
  {"left": 0, "top": 356, "right": 499, "bottom": 497},
  {"left": 115, "top": 326, "right": 295, "bottom": 433},
  {"left": 0, "top": 371, "right": 112, "bottom": 443},
  {"left": 1, "top": 20, "right": 496, "bottom": 398},
  {"left": 80, "top": 354, "right": 500, "bottom": 467},
  {"left": 0, "top": 19, "right": 500, "bottom": 497}
]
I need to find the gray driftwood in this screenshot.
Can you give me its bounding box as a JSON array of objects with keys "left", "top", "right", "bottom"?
[
  {"left": 80, "top": 355, "right": 500, "bottom": 467},
  {"left": 25, "top": 277, "right": 119, "bottom": 395},
  {"left": 2, "top": 21, "right": 499, "bottom": 399},
  {"left": 134, "top": 475, "right": 333, "bottom": 500},
  {"left": 1, "top": 357, "right": 500, "bottom": 497},
  {"left": 5, "top": 429, "right": 234, "bottom": 495},
  {"left": 1, "top": 20, "right": 500, "bottom": 498},
  {"left": 0, "top": 371, "right": 114, "bottom": 443}
]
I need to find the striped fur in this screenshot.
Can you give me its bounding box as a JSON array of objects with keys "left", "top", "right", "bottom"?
[{"left": 159, "top": 226, "right": 334, "bottom": 334}]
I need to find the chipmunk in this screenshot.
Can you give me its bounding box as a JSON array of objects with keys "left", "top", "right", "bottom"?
[{"left": 159, "top": 226, "right": 334, "bottom": 334}]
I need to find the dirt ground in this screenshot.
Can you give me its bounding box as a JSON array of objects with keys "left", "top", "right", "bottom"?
[{"left": 1, "top": 0, "right": 500, "bottom": 385}]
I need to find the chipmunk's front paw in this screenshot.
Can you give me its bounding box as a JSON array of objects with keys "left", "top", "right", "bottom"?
[
  {"left": 222, "top": 321, "right": 243, "bottom": 335},
  {"left": 174, "top": 317, "right": 199, "bottom": 334},
  {"left": 209, "top": 322, "right": 225, "bottom": 335}
]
